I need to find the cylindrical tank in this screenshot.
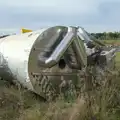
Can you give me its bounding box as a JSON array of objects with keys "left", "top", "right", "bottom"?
[
  {"left": 0, "top": 26, "right": 87, "bottom": 100},
  {"left": 0, "top": 28, "right": 47, "bottom": 90}
]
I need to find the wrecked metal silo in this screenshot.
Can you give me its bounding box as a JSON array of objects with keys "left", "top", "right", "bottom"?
[{"left": 0, "top": 26, "right": 88, "bottom": 100}]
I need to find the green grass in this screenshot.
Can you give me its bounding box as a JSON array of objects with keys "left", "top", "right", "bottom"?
[
  {"left": 115, "top": 52, "right": 120, "bottom": 69},
  {"left": 101, "top": 40, "right": 120, "bottom": 45}
]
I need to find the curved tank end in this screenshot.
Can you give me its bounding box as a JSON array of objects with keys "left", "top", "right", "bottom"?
[
  {"left": 28, "top": 26, "right": 79, "bottom": 100},
  {"left": 37, "top": 26, "right": 69, "bottom": 68},
  {"left": 28, "top": 26, "right": 69, "bottom": 98}
]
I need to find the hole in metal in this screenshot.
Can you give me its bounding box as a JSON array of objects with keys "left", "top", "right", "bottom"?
[
  {"left": 33, "top": 75, "right": 35, "bottom": 78},
  {"left": 58, "top": 59, "right": 66, "bottom": 69}
]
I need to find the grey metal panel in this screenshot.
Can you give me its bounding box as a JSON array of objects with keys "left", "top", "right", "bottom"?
[
  {"left": 64, "top": 44, "right": 80, "bottom": 69},
  {"left": 77, "top": 27, "right": 92, "bottom": 43},
  {"left": 72, "top": 36, "right": 87, "bottom": 68},
  {"left": 37, "top": 26, "right": 69, "bottom": 68},
  {"left": 45, "top": 27, "right": 74, "bottom": 67}
]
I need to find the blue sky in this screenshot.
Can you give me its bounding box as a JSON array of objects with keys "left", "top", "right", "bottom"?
[{"left": 0, "top": 0, "right": 120, "bottom": 33}]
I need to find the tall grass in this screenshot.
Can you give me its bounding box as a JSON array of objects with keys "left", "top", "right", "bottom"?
[{"left": 0, "top": 65, "right": 120, "bottom": 120}]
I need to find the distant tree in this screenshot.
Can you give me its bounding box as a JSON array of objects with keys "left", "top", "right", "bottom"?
[{"left": 90, "top": 31, "right": 120, "bottom": 40}]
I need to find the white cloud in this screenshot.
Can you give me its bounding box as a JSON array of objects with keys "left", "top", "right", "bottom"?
[
  {"left": 0, "top": 0, "right": 120, "bottom": 32},
  {"left": 0, "top": 0, "right": 99, "bottom": 15}
]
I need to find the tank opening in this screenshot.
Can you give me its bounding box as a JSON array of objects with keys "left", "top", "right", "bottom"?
[
  {"left": 58, "top": 59, "right": 66, "bottom": 69},
  {"left": 32, "top": 75, "right": 35, "bottom": 78}
]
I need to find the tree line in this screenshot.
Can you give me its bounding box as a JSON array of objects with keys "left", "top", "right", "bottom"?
[{"left": 90, "top": 32, "right": 120, "bottom": 40}]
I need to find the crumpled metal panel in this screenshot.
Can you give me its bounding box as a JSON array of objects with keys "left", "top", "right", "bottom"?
[{"left": 37, "top": 26, "right": 75, "bottom": 68}]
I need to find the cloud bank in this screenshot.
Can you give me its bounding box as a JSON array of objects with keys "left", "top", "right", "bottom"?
[{"left": 0, "top": 0, "right": 120, "bottom": 33}]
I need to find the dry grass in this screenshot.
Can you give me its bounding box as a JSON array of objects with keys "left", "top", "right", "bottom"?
[
  {"left": 0, "top": 52, "right": 120, "bottom": 120},
  {"left": 0, "top": 69, "right": 120, "bottom": 120}
]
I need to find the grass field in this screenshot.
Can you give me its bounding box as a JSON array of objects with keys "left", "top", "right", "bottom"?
[
  {"left": 115, "top": 52, "right": 120, "bottom": 68},
  {"left": 102, "top": 39, "right": 120, "bottom": 45},
  {"left": 103, "top": 39, "right": 120, "bottom": 68},
  {"left": 0, "top": 50, "right": 120, "bottom": 120}
]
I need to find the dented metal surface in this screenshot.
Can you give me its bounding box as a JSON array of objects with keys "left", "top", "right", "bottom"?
[
  {"left": 38, "top": 26, "right": 74, "bottom": 68},
  {"left": 0, "top": 25, "right": 116, "bottom": 100}
]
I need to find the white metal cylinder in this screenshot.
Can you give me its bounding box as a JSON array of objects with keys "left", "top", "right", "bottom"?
[
  {"left": 0, "top": 28, "right": 47, "bottom": 90},
  {"left": 0, "top": 26, "right": 89, "bottom": 99}
]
